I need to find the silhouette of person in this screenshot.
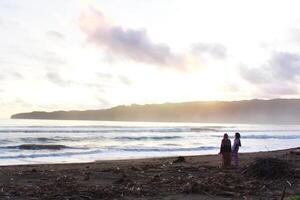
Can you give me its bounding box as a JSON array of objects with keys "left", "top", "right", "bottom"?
[
  {"left": 219, "top": 133, "right": 231, "bottom": 168},
  {"left": 232, "top": 132, "right": 241, "bottom": 167}
]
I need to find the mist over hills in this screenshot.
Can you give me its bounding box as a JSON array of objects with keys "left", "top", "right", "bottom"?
[{"left": 10, "top": 99, "right": 300, "bottom": 124}]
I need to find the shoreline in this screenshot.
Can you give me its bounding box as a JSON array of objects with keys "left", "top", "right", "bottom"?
[
  {"left": 0, "top": 146, "right": 298, "bottom": 167},
  {"left": 0, "top": 147, "right": 299, "bottom": 199}
]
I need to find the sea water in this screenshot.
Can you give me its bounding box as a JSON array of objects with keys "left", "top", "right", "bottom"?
[{"left": 0, "top": 119, "right": 299, "bottom": 165}]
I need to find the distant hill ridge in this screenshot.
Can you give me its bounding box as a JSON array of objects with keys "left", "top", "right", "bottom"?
[{"left": 10, "top": 99, "right": 300, "bottom": 124}]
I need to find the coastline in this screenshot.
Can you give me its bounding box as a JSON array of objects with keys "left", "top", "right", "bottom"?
[{"left": 0, "top": 147, "right": 299, "bottom": 199}]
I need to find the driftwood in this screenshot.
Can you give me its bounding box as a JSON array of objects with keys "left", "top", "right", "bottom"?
[
  {"left": 242, "top": 157, "right": 290, "bottom": 179},
  {"left": 280, "top": 186, "right": 286, "bottom": 200},
  {"left": 173, "top": 156, "right": 186, "bottom": 163}
]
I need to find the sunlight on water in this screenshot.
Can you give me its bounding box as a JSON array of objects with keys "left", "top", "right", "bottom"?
[{"left": 0, "top": 119, "right": 299, "bottom": 165}]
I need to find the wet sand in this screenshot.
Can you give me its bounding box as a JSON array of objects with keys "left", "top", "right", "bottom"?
[{"left": 0, "top": 148, "right": 299, "bottom": 200}]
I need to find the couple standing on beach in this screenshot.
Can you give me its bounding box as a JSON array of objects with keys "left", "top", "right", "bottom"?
[{"left": 219, "top": 132, "right": 241, "bottom": 168}]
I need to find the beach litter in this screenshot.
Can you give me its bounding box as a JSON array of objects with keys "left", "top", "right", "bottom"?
[
  {"left": 242, "top": 157, "right": 291, "bottom": 179},
  {"left": 173, "top": 156, "right": 186, "bottom": 163}
]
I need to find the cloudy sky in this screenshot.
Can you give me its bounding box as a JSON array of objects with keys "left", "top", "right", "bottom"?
[{"left": 1, "top": 0, "right": 300, "bottom": 118}]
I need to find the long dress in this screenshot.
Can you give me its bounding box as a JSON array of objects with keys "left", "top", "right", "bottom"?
[
  {"left": 232, "top": 138, "right": 241, "bottom": 167},
  {"left": 220, "top": 139, "right": 231, "bottom": 167}
]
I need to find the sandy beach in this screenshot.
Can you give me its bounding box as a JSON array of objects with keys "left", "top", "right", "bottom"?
[{"left": 0, "top": 148, "right": 299, "bottom": 200}]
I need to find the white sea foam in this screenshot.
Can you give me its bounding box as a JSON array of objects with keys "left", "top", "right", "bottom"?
[{"left": 0, "top": 119, "right": 299, "bottom": 165}]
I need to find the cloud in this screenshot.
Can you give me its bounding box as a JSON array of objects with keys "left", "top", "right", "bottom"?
[
  {"left": 95, "top": 96, "right": 110, "bottom": 106},
  {"left": 118, "top": 75, "right": 132, "bottom": 85},
  {"left": 46, "top": 72, "right": 71, "bottom": 87},
  {"left": 8, "top": 47, "right": 67, "bottom": 67},
  {"left": 96, "top": 72, "right": 113, "bottom": 79},
  {"left": 0, "top": 68, "right": 23, "bottom": 81},
  {"left": 45, "top": 71, "right": 107, "bottom": 91},
  {"left": 79, "top": 8, "right": 193, "bottom": 70},
  {"left": 46, "top": 31, "right": 65, "bottom": 40},
  {"left": 27, "top": 50, "right": 67, "bottom": 66},
  {"left": 85, "top": 83, "right": 106, "bottom": 91},
  {"left": 79, "top": 8, "right": 229, "bottom": 70},
  {"left": 239, "top": 65, "right": 268, "bottom": 84},
  {"left": 191, "top": 43, "right": 227, "bottom": 60},
  {"left": 240, "top": 52, "right": 300, "bottom": 94},
  {"left": 12, "top": 97, "right": 31, "bottom": 107},
  {"left": 261, "top": 83, "right": 298, "bottom": 95},
  {"left": 8, "top": 71, "right": 23, "bottom": 79},
  {"left": 268, "top": 52, "right": 300, "bottom": 80}
]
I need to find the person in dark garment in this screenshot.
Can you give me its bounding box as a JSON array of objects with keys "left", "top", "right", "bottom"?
[{"left": 219, "top": 133, "right": 232, "bottom": 168}]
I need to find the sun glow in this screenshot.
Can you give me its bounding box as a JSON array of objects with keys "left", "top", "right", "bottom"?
[{"left": 1, "top": 0, "right": 300, "bottom": 118}]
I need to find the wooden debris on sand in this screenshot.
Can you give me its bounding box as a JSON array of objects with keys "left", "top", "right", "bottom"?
[{"left": 242, "top": 157, "right": 291, "bottom": 179}]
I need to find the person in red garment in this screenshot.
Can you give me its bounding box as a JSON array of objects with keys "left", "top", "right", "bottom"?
[{"left": 219, "top": 133, "right": 232, "bottom": 168}]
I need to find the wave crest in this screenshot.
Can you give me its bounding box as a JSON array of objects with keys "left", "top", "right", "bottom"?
[{"left": 3, "top": 144, "right": 71, "bottom": 150}]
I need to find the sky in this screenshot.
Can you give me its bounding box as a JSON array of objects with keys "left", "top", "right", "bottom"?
[{"left": 1, "top": 0, "right": 300, "bottom": 118}]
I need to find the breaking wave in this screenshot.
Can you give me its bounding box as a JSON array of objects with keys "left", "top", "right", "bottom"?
[
  {"left": 114, "top": 136, "right": 182, "bottom": 140},
  {"left": 210, "top": 134, "right": 300, "bottom": 139},
  {"left": 1, "top": 144, "right": 77, "bottom": 150},
  {"left": 118, "top": 146, "right": 217, "bottom": 152},
  {"left": 0, "top": 149, "right": 103, "bottom": 159}
]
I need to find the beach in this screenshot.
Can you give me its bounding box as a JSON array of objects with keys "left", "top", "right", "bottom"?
[{"left": 0, "top": 148, "right": 299, "bottom": 200}]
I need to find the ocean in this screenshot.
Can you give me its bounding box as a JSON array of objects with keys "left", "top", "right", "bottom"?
[{"left": 0, "top": 119, "right": 299, "bottom": 165}]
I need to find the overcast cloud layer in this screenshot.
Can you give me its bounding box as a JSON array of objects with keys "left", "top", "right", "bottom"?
[{"left": 1, "top": 0, "right": 300, "bottom": 118}]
